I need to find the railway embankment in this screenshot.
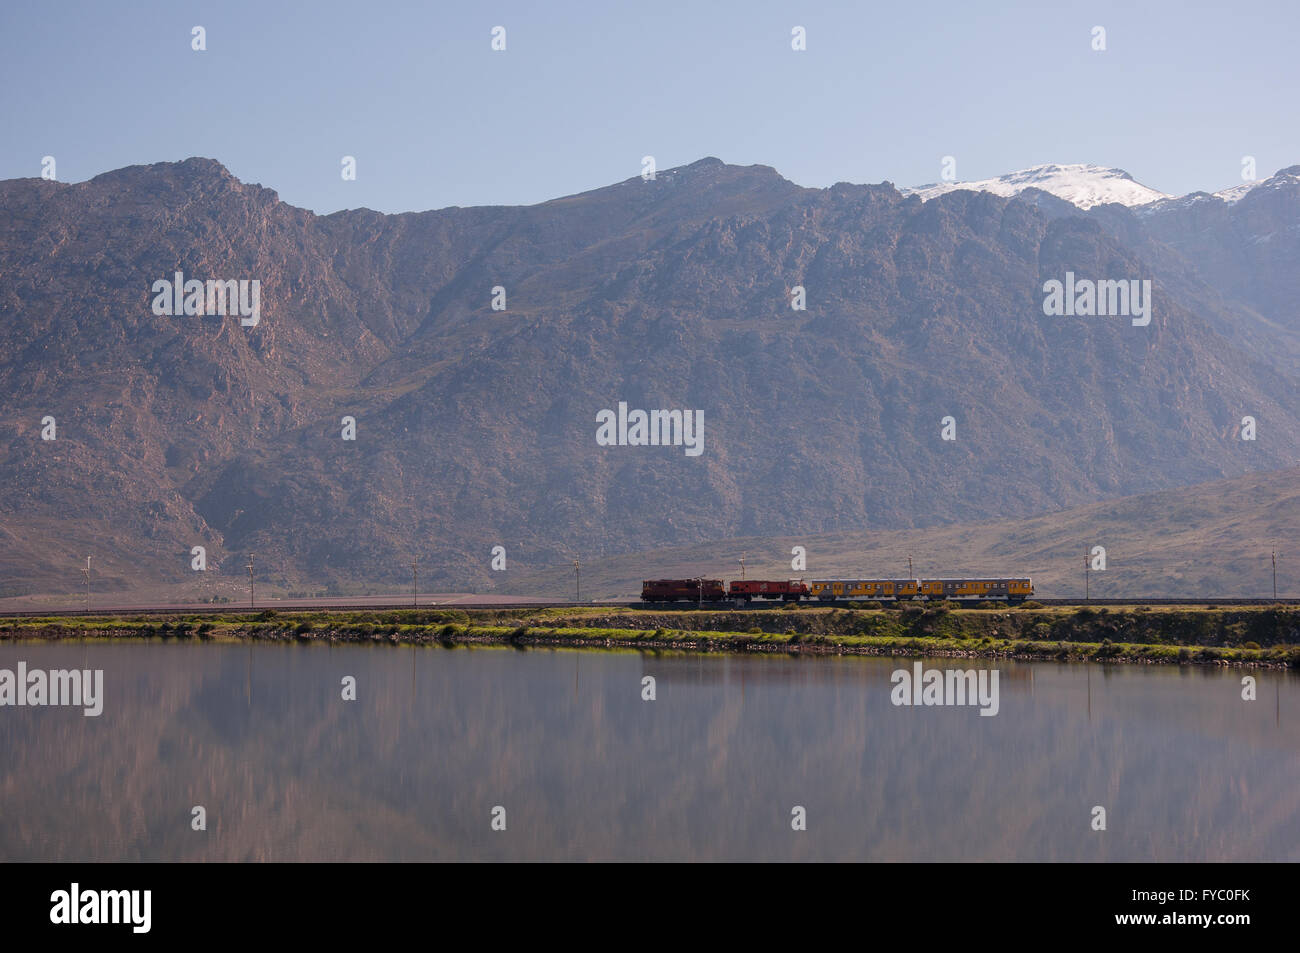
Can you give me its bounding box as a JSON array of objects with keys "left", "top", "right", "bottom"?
[{"left": 2, "top": 604, "right": 1299, "bottom": 667}]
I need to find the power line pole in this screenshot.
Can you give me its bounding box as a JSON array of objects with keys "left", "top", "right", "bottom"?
[
  {"left": 739, "top": 553, "right": 745, "bottom": 580},
  {"left": 574, "top": 559, "right": 580, "bottom": 604},
  {"left": 908, "top": 555, "right": 914, "bottom": 578},
  {"left": 81, "top": 553, "right": 91, "bottom": 613},
  {"left": 247, "top": 553, "right": 255, "bottom": 610}
]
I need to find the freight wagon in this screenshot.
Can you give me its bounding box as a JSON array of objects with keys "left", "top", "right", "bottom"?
[{"left": 727, "top": 579, "right": 810, "bottom": 602}]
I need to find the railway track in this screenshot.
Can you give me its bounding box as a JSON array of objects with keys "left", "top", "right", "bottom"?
[{"left": 1, "top": 596, "right": 1296, "bottom": 619}]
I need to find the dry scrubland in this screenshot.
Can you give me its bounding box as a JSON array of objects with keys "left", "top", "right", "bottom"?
[
  {"left": 498, "top": 467, "right": 1300, "bottom": 602},
  {"left": 4, "top": 603, "right": 1299, "bottom": 668},
  {"left": 2, "top": 466, "right": 1293, "bottom": 610}
]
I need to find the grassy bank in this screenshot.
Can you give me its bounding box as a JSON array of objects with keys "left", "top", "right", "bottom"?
[{"left": 2, "top": 603, "right": 1298, "bottom": 667}]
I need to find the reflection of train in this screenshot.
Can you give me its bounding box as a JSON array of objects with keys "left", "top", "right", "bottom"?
[{"left": 642, "top": 576, "right": 1033, "bottom": 604}]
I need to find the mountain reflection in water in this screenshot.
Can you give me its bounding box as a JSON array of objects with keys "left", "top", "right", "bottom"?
[{"left": 0, "top": 641, "right": 1294, "bottom": 862}]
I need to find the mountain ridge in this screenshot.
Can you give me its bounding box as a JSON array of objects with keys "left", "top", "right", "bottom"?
[{"left": 27, "top": 155, "right": 1295, "bottom": 216}]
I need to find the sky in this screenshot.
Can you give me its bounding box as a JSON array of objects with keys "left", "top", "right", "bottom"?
[{"left": 2, "top": 0, "right": 1298, "bottom": 215}]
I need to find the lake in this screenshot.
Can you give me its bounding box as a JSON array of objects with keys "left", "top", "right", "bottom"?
[{"left": 1, "top": 640, "right": 1295, "bottom": 861}]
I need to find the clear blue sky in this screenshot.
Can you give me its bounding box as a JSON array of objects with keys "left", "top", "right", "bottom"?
[{"left": 2, "top": 0, "right": 1297, "bottom": 214}]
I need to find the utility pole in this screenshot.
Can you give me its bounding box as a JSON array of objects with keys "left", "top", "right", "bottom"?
[
  {"left": 412, "top": 558, "right": 419, "bottom": 608},
  {"left": 697, "top": 577, "right": 703, "bottom": 609},
  {"left": 81, "top": 553, "right": 91, "bottom": 613},
  {"left": 247, "top": 553, "right": 255, "bottom": 610},
  {"left": 908, "top": 555, "right": 914, "bottom": 578},
  {"left": 574, "top": 559, "right": 580, "bottom": 604},
  {"left": 739, "top": 553, "right": 746, "bottom": 580}
]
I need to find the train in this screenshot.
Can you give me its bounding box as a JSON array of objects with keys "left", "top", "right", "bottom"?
[{"left": 641, "top": 576, "right": 1034, "bottom": 604}]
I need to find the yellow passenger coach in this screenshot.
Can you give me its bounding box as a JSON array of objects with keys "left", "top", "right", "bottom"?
[
  {"left": 808, "top": 577, "right": 1033, "bottom": 603},
  {"left": 809, "top": 579, "right": 920, "bottom": 601}
]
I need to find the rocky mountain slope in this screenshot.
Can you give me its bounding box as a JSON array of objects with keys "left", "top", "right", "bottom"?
[{"left": 0, "top": 157, "right": 1296, "bottom": 596}]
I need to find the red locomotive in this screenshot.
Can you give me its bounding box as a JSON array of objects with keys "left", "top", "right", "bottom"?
[
  {"left": 641, "top": 578, "right": 725, "bottom": 602},
  {"left": 727, "top": 579, "right": 809, "bottom": 602}
]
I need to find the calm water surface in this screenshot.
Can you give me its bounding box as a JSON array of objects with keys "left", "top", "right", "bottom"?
[{"left": 1, "top": 641, "right": 1296, "bottom": 861}]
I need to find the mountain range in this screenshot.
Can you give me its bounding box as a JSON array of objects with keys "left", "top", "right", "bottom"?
[{"left": 0, "top": 157, "right": 1295, "bottom": 598}]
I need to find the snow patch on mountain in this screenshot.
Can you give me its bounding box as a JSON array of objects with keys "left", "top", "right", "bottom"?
[
  {"left": 1214, "top": 166, "right": 1300, "bottom": 204},
  {"left": 1214, "top": 182, "right": 1256, "bottom": 203},
  {"left": 902, "top": 163, "right": 1170, "bottom": 210},
  {"left": 1139, "top": 166, "right": 1300, "bottom": 215}
]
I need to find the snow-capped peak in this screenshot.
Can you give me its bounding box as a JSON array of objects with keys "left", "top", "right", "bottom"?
[
  {"left": 902, "top": 163, "right": 1171, "bottom": 210},
  {"left": 1212, "top": 166, "right": 1300, "bottom": 204}
]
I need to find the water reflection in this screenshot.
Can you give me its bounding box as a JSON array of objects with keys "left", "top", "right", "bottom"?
[{"left": 0, "top": 641, "right": 1295, "bottom": 861}]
